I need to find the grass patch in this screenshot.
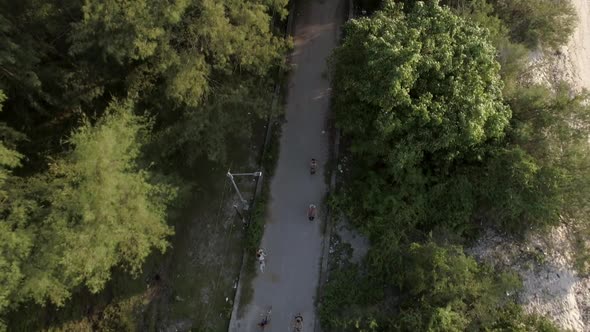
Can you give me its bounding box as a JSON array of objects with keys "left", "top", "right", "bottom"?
[{"left": 158, "top": 171, "right": 246, "bottom": 331}]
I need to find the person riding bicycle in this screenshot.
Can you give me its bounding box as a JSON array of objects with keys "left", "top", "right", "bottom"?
[
  {"left": 310, "top": 158, "right": 317, "bottom": 167},
  {"left": 258, "top": 316, "right": 269, "bottom": 328},
  {"left": 295, "top": 314, "right": 303, "bottom": 323},
  {"left": 294, "top": 313, "right": 303, "bottom": 331},
  {"left": 308, "top": 204, "right": 317, "bottom": 221}
]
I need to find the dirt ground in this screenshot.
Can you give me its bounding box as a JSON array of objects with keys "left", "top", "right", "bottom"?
[{"left": 154, "top": 165, "right": 249, "bottom": 332}]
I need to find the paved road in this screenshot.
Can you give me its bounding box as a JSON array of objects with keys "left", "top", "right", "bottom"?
[{"left": 231, "top": 0, "right": 346, "bottom": 330}]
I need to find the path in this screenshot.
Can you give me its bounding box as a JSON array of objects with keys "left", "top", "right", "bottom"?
[{"left": 230, "top": 0, "right": 346, "bottom": 330}]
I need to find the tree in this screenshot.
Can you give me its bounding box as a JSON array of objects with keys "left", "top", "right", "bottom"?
[
  {"left": 330, "top": 0, "right": 510, "bottom": 240},
  {"left": 69, "top": 0, "right": 190, "bottom": 63},
  {"left": 21, "top": 101, "right": 174, "bottom": 305},
  {"left": 1, "top": 0, "right": 289, "bottom": 168},
  {"left": 0, "top": 99, "right": 175, "bottom": 310},
  {"left": 331, "top": 0, "right": 510, "bottom": 174},
  {"left": 441, "top": 0, "right": 577, "bottom": 50},
  {"left": 0, "top": 90, "right": 34, "bottom": 330},
  {"left": 440, "top": 0, "right": 530, "bottom": 98}
]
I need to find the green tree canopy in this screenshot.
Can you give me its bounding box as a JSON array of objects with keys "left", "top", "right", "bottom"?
[
  {"left": 0, "top": 100, "right": 174, "bottom": 314},
  {"left": 0, "top": 90, "right": 32, "bottom": 330},
  {"left": 331, "top": 0, "right": 510, "bottom": 173},
  {"left": 330, "top": 0, "right": 511, "bottom": 240},
  {"left": 0, "top": 0, "right": 289, "bottom": 166},
  {"left": 25, "top": 101, "right": 174, "bottom": 305}
]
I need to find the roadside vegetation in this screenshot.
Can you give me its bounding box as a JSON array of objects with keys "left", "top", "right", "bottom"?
[
  {"left": 0, "top": 0, "right": 289, "bottom": 329},
  {"left": 321, "top": 0, "right": 588, "bottom": 330}
]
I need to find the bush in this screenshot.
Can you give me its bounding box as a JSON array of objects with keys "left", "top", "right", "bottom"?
[
  {"left": 319, "top": 265, "right": 381, "bottom": 331},
  {"left": 491, "top": 0, "right": 577, "bottom": 49}
]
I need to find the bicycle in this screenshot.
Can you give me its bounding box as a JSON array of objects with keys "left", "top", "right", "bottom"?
[
  {"left": 257, "top": 306, "right": 272, "bottom": 330},
  {"left": 293, "top": 313, "right": 303, "bottom": 332}
]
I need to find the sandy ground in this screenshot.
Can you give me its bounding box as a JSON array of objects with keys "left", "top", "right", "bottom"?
[
  {"left": 470, "top": 225, "right": 590, "bottom": 332},
  {"left": 473, "top": 1, "right": 590, "bottom": 331},
  {"left": 527, "top": 0, "right": 590, "bottom": 330},
  {"left": 564, "top": 0, "right": 590, "bottom": 90}
]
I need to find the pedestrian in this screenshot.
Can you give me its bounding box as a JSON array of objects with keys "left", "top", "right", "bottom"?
[
  {"left": 257, "top": 249, "right": 266, "bottom": 273},
  {"left": 256, "top": 248, "right": 266, "bottom": 261}
]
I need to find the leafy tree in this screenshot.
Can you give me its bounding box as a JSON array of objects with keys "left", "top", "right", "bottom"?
[
  {"left": 1, "top": 0, "right": 289, "bottom": 167},
  {"left": 23, "top": 101, "right": 174, "bottom": 305},
  {"left": 0, "top": 91, "right": 33, "bottom": 330},
  {"left": 330, "top": 0, "right": 510, "bottom": 241},
  {"left": 440, "top": 0, "right": 530, "bottom": 97},
  {"left": 331, "top": 0, "right": 509, "bottom": 174},
  {"left": 426, "top": 306, "right": 468, "bottom": 332},
  {"left": 488, "top": 303, "right": 563, "bottom": 332},
  {"left": 1, "top": 100, "right": 175, "bottom": 312},
  {"left": 442, "top": 0, "right": 576, "bottom": 50},
  {"left": 69, "top": 0, "right": 190, "bottom": 63}
]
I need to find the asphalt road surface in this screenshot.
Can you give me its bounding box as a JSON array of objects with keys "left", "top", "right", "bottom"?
[{"left": 230, "top": 0, "right": 346, "bottom": 330}]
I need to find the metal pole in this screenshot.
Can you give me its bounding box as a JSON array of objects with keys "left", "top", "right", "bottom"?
[
  {"left": 227, "top": 171, "right": 248, "bottom": 207},
  {"left": 227, "top": 170, "right": 263, "bottom": 211},
  {"left": 231, "top": 172, "right": 263, "bottom": 177},
  {"left": 233, "top": 204, "right": 246, "bottom": 225}
]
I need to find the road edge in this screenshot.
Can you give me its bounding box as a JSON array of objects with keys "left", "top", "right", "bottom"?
[
  {"left": 313, "top": 1, "right": 353, "bottom": 331},
  {"left": 227, "top": 3, "right": 297, "bottom": 331}
]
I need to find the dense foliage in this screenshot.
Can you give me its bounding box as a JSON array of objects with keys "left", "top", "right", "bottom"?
[
  {"left": 322, "top": 0, "right": 588, "bottom": 330},
  {"left": 490, "top": 0, "right": 577, "bottom": 50},
  {"left": 442, "top": 0, "right": 576, "bottom": 50},
  {"left": 0, "top": 0, "right": 288, "bottom": 328},
  {"left": 2, "top": 102, "right": 174, "bottom": 307},
  {"left": 322, "top": 242, "right": 561, "bottom": 331},
  {"left": 0, "top": 0, "right": 288, "bottom": 166},
  {"left": 334, "top": 0, "right": 509, "bottom": 171},
  {"left": 332, "top": 0, "right": 510, "bottom": 244}
]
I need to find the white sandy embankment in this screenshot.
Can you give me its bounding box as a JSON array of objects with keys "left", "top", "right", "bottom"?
[
  {"left": 530, "top": 0, "right": 590, "bottom": 91},
  {"left": 472, "top": 1, "right": 590, "bottom": 331},
  {"left": 564, "top": 0, "right": 590, "bottom": 90}
]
